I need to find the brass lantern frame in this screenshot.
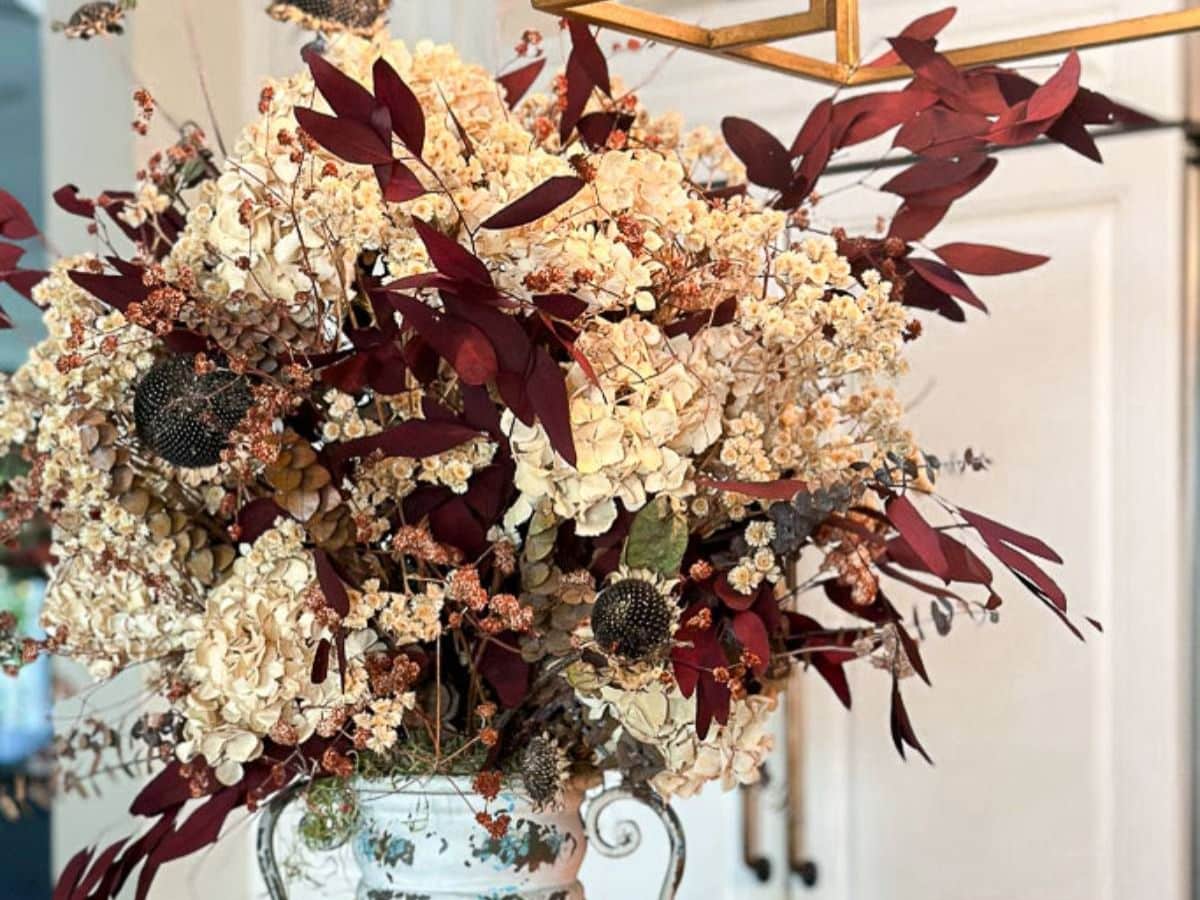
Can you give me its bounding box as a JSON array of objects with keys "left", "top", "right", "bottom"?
[{"left": 531, "top": 0, "right": 1200, "bottom": 86}]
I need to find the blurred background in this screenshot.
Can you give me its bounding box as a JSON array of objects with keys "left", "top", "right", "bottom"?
[{"left": 0, "top": 0, "right": 1196, "bottom": 897}]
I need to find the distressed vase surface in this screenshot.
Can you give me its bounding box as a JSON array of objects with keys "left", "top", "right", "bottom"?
[{"left": 351, "top": 777, "right": 586, "bottom": 900}]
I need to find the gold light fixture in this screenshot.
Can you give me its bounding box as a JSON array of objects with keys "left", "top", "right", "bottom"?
[{"left": 531, "top": 0, "right": 1200, "bottom": 86}]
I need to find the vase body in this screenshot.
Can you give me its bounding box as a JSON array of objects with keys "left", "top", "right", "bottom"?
[{"left": 351, "top": 777, "right": 586, "bottom": 900}]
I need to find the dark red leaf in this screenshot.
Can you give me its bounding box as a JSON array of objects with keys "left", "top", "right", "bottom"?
[
  {"left": 893, "top": 106, "right": 988, "bottom": 156},
  {"left": 5, "top": 269, "right": 46, "bottom": 300},
  {"left": 529, "top": 347, "right": 575, "bottom": 466},
  {"left": 568, "top": 21, "right": 611, "bottom": 96},
  {"left": 53, "top": 847, "right": 93, "bottom": 900},
  {"left": 1045, "top": 108, "right": 1103, "bottom": 162},
  {"left": 1069, "top": 87, "right": 1156, "bottom": 127},
  {"left": 721, "top": 117, "right": 794, "bottom": 191},
  {"left": 304, "top": 48, "right": 377, "bottom": 122},
  {"left": 0, "top": 190, "right": 36, "bottom": 240},
  {"left": 331, "top": 419, "right": 481, "bottom": 463},
  {"left": 560, "top": 52, "right": 593, "bottom": 143},
  {"left": 130, "top": 762, "right": 190, "bottom": 817},
  {"left": 889, "top": 680, "right": 933, "bottom": 763},
  {"left": 881, "top": 153, "right": 990, "bottom": 198},
  {"left": 431, "top": 496, "right": 488, "bottom": 557},
  {"left": 1086, "top": 617, "right": 1104, "bottom": 633},
  {"left": 533, "top": 292, "right": 588, "bottom": 320},
  {"left": 933, "top": 242, "right": 1048, "bottom": 275},
  {"left": 1026, "top": 50, "right": 1081, "bottom": 123},
  {"left": 887, "top": 36, "right": 968, "bottom": 99},
  {"left": 73, "top": 837, "right": 129, "bottom": 899},
  {"left": 886, "top": 495, "right": 950, "bottom": 580},
  {"left": 481, "top": 176, "right": 587, "bottom": 230},
  {"left": 791, "top": 98, "right": 832, "bottom": 158},
  {"left": 411, "top": 218, "right": 492, "bottom": 286},
  {"left": 498, "top": 57, "right": 546, "bottom": 108},
  {"left": 390, "top": 294, "right": 498, "bottom": 385},
  {"left": 0, "top": 243, "right": 23, "bottom": 272},
  {"left": 295, "top": 107, "right": 393, "bottom": 165},
  {"left": 732, "top": 612, "right": 770, "bottom": 675},
  {"left": 68, "top": 268, "right": 150, "bottom": 313},
  {"left": 697, "top": 477, "right": 808, "bottom": 501},
  {"left": 991, "top": 540, "right": 1068, "bottom": 611},
  {"left": 479, "top": 634, "right": 530, "bottom": 707},
  {"left": 375, "top": 161, "right": 427, "bottom": 202},
  {"left": 867, "top": 7, "right": 958, "bottom": 67},
  {"left": 909, "top": 257, "right": 986, "bottom": 311},
  {"left": 576, "top": 111, "right": 634, "bottom": 150},
  {"left": 714, "top": 572, "right": 759, "bottom": 612},
  {"left": 53, "top": 184, "right": 96, "bottom": 219},
  {"left": 891, "top": 617, "right": 932, "bottom": 686},
  {"left": 311, "top": 638, "right": 332, "bottom": 684},
  {"left": 313, "top": 549, "right": 349, "bottom": 616},
  {"left": 153, "top": 788, "right": 241, "bottom": 864},
  {"left": 958, "top": 507, "right": 1063, "bottom": 562},
  {"left": 373, "top": 57, "right": 426, "bottom": 156},
  {"left": 237, "top": 498, "right": 287, "bottom": 542},
  {"left": 834, "top": 88, "right": 939, "bottom": 147}
]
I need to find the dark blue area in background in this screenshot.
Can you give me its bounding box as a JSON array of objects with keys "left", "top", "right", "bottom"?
[
  {"left": 0, "top": 2, "right": 50, "bottom": 897},
  {"left": 0, "top": 0, "right": 47, "bottom": 373}
]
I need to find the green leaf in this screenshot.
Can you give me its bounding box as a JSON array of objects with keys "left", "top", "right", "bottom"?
[{"left": 623, "top": 497, "right": 688, "bottom": 577}]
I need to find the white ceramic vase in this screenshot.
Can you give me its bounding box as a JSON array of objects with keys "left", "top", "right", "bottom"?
[{"left": 350, "top": 777, "right": 586, "bottom": 900}]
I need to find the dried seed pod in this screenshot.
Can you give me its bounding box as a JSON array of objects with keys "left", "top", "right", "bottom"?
[
  {"left": 519, "top": 735, "right": 568, "bottom": 811},
  {"left": 133, "top": 354, "right": 251, "bottom": 468},
  {"left": 266, "top": 0, "right": 390, "bottom": 35},
  {"left": 591, "top": 578, "right": 673, "bottom": 662}
]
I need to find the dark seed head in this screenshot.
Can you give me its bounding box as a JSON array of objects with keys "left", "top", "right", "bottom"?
[
  {"left": 592, "top": 578, "right": 673, "bottom": 661},
  {"left": 266, "top": 0, "right": 390, "bottom": 33},
  {"left": 134, "top": 355, "right": 251, "bottom": 468},
  {"left": 520, "top": 736, "right": 563, "bottom": 809}
]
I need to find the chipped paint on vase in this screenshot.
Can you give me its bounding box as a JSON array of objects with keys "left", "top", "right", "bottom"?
[{"left": 351, "top": 777, "right": 586, "bottom": 900}]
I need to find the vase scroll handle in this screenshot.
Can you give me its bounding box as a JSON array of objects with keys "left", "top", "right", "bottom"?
[
  {"left": 582, "top": 784, "right": 686, "bottom": 900},
  {"left": 256, "top": 779, "right": 309, "bottom": 900}
]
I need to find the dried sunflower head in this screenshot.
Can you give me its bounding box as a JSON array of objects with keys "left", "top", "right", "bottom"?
[
  {"left": 266, "top": 0, "right": 390, "bottom": 35},
  {"left": 591, "top": 569, "right": 679, "bottom": 664},
  {"left": 518, "top": 734, "right": 570, "bottom": 812},
  {"left": 133, "top": 354, "right": 251, "bottom": 469}
]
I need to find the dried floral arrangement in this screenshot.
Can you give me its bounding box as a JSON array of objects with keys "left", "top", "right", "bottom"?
[{"left": 0, "top": 5, "right": 1149, "bottom": 896}]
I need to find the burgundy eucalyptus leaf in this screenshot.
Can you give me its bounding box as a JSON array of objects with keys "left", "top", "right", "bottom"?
[
  {"left": 833, "top": 89, "right": 939, "bottom": 148},
  {"left": 866, "top": 7, "right": 958, "bottom": 67},
  {"left": 894, "top": 106, "right": 989, "bottom": 156},
  {"left": 890, "top": 679, "right": 933, "bottom": 763},
  {"left": 887, "top": 36, "right": 969, "bottom": 101},
  {"left": 4, "top": 269, "right": 47, "bottom": 301},
  {"left": 478, "top": 633, "right": 531, "bottom": 708},
  {"left": 313, "top": 549, "right": 350, "bottom": 617},
  {"left": 53, "top": 184, "right": 96, "bottom": 219},
  {"left": 529, "top": 347, "right": 576, "bottom": 467},
  {"left": 881, "top": 153, "right": 990, "bottom": 198},
  {"left": 0, "top": 242, "right": 24, "bottom": 272},
  {"left": 886, "top": 494, "right": 950, "bottom": 581},
  {"left": 153, "top": 787, "right": 241, "bottom": 864},
  {"left": 0, "top": 189, "right": 37, "bottom": 240},
  {"left": 304, "top": 48, "right": 377, "bottom": 122},
  {"left": 732, "top": 611, "right": 770, "bottom": 675},
  {"left": 390, "top": 294, "right": 498, "bottom": 385},
  {"left": 933, "top": 242, "right": 1049, "bottom": 275},
  {"left": 1026, "top": 50, "right": 1081, "bottom": 123},
  {"left": 721, "top": 117, "right": 794, "bottom": 191},
  {"left": 958, "top": 507, "right": 1063, "bottom": 563},
  {"left": 697, "top": 477, "right": 808, "bottom": 501},
  {"left": 295, "top": 107, "right": 394, "bottom": 165},
  {"left": 909, "top": 257, "right": 986, "bottom": 311},
  {"left": 311, "top": 638, "right": 332, "bottom": 684},
  {"left": 411, "top": 218, "right": 493, "bottom": 286},
  {"left": 237, "top": 498, "right": 288, "bottom": 543},
  {"left": 375, "top": 161, "right": 428, "bottom": 202},
  {"left": 73, "top": 838, "right": 129, "bottom": 899},
  {"left": 497, "top": 57, "right": 547, "bottom": 108},
  {"left": 790, "top": 97, "right": 833, "bottom": 158},
  {"left": 576, "top": 111, "right": 634, "bottom": 150},
  {"left": 1046, "top": 109, "right": 1103, "bottom": 162},
  {"left": 481, "top": 176, "right": 587, "bottom": 230},
  {"left": 568, "top": 20, "right": 611, "bottom": 97},
  {"left": 68, "top": 268, "right": 150, "bottom": 313},
  {"left": 560, "top": 51, "right": 592, "bottom": 143},
  {"left": 53, "top": 847, "right": 93, "bottom": 900},
  {"left": 532, "top": 292, "right": 589, "bottom": 320},
  {"left": 373, "top": 57, "right": 426, "bottom": 156}
]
